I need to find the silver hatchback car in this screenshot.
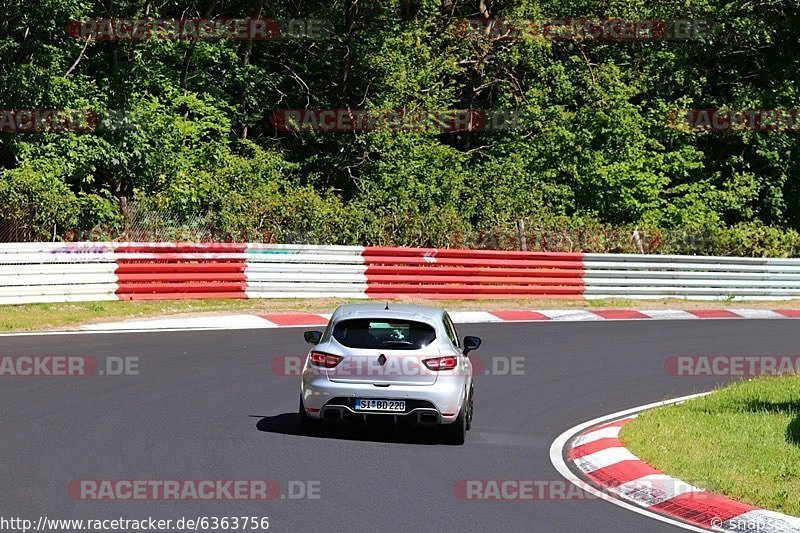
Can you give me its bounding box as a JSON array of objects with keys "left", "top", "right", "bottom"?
[{"left": 299, "top": 303, "right": 481, "bottom": 445}]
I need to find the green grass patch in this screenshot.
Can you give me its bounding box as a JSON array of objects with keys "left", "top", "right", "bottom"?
[
  {"left": 2, "top": 297, "right": 800, "bottom": 333},
  {"left": 586, "top": 298, "right": 636, "bottom": 308},
  {"left": 0, "top": 298, "right": 567, "bottom": 332},
  {"left": 0, "top": 297, "right": 652, "bottom": 332},
  {"left": 621, "top": 376, "right": 800, "bottom": 516},
  {"left": 0, "top": 298, "right": 363, "bottom": 332}
]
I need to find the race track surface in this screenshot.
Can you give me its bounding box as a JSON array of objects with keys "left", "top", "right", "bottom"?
[{"left": 2, "top": 320, "right": 795, "bottom": 532}]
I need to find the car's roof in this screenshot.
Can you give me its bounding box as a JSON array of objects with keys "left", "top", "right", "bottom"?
[{"left": 331, "top": 303, "right": 445, "bottom": 322}]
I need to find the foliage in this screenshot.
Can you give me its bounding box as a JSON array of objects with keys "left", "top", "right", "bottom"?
[{"left": 0, "top": 0, "right": 798, "bottom": 255}]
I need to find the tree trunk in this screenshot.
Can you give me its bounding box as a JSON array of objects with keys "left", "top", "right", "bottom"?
[
  {"left": 341, "top": 0, "right": 359, "bottom": 104},
  {"left": 180, "top": 0, "right": 219, "bottom": 90},
  {"left": 105, "top": 0, "right": 117, "bottom": 77},
  {"left": 238, "top": 0, "right": 265, "bottom": 138}
]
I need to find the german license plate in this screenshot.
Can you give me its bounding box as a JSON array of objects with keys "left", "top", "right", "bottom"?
[{"left": 354, "top": 399, "right": 406, "bottom": 412}]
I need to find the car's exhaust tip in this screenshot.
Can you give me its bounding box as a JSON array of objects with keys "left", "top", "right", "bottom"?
[
  {"left": 323, "top": 408, "right": 344, "bottom": 420},
  {"left": 418, "top": 412, "right": 439, "bottom": 424}
]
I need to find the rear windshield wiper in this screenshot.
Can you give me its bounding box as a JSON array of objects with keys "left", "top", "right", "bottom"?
[{"left": 380, "top": 340, "right": 415, "bottom": 347}]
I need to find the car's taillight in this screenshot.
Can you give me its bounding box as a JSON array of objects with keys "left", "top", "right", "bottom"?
[
  {"left": 423, "top": 356, "right": 457, "bottom": 371},
  {"left": 309, "top": 351, "right": 343, "bottom": 368}
]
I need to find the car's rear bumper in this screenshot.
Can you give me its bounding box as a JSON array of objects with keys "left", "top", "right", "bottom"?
[
  {"left": 300, "top": 375, "right": 466, "bottom": 424},
  {"left": 319, "top": 400, "right": 442, "bottom": 426}
]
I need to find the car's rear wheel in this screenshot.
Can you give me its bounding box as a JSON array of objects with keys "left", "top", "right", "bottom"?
[
  {"left": 299, "top": 395, "right": 319, "bottom": 435},
  {"left": 441, "top": 405, "right": 466, "bottom": 445}
]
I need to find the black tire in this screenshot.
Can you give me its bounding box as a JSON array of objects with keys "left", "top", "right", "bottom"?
[
  {"left": 441, "top": 405, "right": 467, "bottom": 445},
  {"left": 299, "top": 396, "right": 319, "bottom": 435},
  {"left": 465, "top": 385, "right": 474, "bottom": 431}
]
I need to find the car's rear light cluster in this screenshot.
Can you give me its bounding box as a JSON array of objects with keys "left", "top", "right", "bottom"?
[
  {"left": 309, "top": 351, "right": 343, "bottom": 368},
  {"left": 422, "top": 356, "right": 457, "bottom": 371}
]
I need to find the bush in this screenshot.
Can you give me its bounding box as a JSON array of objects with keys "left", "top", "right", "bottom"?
[{"left": 0, "top": 165, "right": 80, "bottom": 240}]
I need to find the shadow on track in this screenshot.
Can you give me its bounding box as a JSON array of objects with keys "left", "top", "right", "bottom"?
[{"left": 252, "top": 413, "right": 446, "bottom": 445}]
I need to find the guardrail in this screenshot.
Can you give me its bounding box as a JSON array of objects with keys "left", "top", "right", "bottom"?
[
  {"left": 1, "top": 243, "right": 800, "bottom": 304},
  {"left": 115, "top": 242, "right": 249, "bottom": 300},
  {"left": 583, "top": 253, "right": 800, "bottom": 300},
  {"left": 245, "top": 244, "right": 367, "bottom": 299},
  {"left": 363, "top": 247, "right": 583, "bottom": 299},
  {"left": 0, "top": 243, "right": 117, "bottom": 305}
]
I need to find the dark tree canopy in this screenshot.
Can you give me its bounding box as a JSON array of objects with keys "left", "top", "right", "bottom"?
[{"left": 1, "top": 0, "right": 799, "bottom": 254}]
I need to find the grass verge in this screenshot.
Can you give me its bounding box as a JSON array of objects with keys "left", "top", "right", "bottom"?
[
  {"left": 620, "top": 376, "right": 800, "bottom": 516},
  {"left": 0, "top": 298, "right": 364, "bottom": 332},
  {"left": 1, "top": 297, "right": 621, "bottom": 331},
  {"left": 3, "top": 296, "right": 800, "bottom": 333}
]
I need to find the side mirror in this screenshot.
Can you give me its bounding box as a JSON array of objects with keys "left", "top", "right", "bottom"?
[
  {"left": 463, "top": 336, "right": 482, "bottom": 354},
  {"left": 304, "top": 330, "right": 323, "bottom": 345}
]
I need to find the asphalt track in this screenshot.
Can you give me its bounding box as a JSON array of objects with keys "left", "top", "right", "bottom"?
[{"left": 2, "top": 320, "right": 797, "bottom": 532}]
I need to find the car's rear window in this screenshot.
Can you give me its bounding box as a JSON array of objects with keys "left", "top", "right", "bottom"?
[{"left": 332, "top": 319, "right": 436, "bottom": 350}]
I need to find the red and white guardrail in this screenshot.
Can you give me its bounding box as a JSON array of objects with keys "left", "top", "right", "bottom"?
[{"left": 2, "top": 242, "right": 800, "bottom": 304}]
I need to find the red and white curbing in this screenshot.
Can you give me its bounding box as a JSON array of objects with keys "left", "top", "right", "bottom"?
[
  {"left": 563, "top": 414, "right": 800, "bottom": 532},
  {"left": 79, "top": 308, "right": 800, "bottom": 332}
]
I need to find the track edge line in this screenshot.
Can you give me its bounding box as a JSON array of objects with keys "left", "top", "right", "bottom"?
[{"left": 549, "top": 392, "right": 713, "bottom": 533}]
